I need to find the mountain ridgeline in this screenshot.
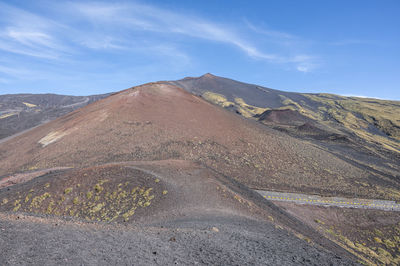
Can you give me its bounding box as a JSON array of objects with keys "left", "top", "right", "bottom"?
[{"left": 1, "top": 74, "right": 400, "bottom": 264}]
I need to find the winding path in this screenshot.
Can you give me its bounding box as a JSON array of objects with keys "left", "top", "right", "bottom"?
[{"left": 256, "top": 190, "right": 400, "bottom": 211}]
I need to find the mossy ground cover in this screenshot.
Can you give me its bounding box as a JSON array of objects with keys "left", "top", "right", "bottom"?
[
  {"left": 304, "top": 206, "right": 400, "bottom": 265},
  {"left": 323, "top": 222, "right": 400, "bottom": 265},
  {"left": 303, "top": 93, "right": 400, "bottom": 153},
  {"left": 0, "top": 113, "right": 18, "bottom": 119},
  {"left": 202, "top": 91, "right": 268, "bottom": 118},
  {"left": 0, "top": 165, "right": 167, "bottom": 223}
]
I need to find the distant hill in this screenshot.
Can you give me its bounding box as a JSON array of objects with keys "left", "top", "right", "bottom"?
[
  {"left": 0, "top": 93, "right": 110, "bottom": 140},
  {"left": 167, "top": 74, "right": 400, "bottom": 192},
  {"left": 169, "top": 73, "right": 400, "bottom": 152}
]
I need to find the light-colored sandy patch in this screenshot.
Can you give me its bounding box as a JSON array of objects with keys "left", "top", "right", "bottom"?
[
  {"left": 129, "top": 90, "right": 140, "bottom": 97},
  {"left": 39, "top": 131, "right": 69, "bottom": 147},
  {"left": 97, "top": 110, "right": 108, "bottom": 122},
  {"left": 0, "top": 167, "right": 72, "bottom": 189},
  {"left": 0, "top": 112, "right": 17, "bottom": 119},
  {"left": 22, "top": 102, "right": 37, "bottom": 108}
]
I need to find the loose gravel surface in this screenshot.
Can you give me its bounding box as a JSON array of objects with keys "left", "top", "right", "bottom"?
[
  {"left": 256, "top": 190, "right": 400, "bottom": 211},
  {"left": 0, "top": 213, "right": 358, "bottom": 266}
]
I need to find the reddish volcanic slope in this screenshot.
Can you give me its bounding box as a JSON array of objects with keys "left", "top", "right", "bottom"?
[
  {"left": 257, "top": 109, "right": 314, "bottom": 126},
  {"left": 0, "top": 82, "right": 370, "bottom": 197}
]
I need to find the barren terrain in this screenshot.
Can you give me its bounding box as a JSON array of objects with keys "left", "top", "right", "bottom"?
[
  {"left": 0, "top": 82, "right": 397, "bottom": 201},
  {"left": 1, "top": 74, "right": 399, "bottom": 265}
]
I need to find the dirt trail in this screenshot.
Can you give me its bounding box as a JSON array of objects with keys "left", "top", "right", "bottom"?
[
  {"left": 256, "top": 190, "right": 400, "bottom": 211},
  {"left": 0, "top": 121, "right": 49, "bottom": 144},
  {"left": 0, "top": 167, "right": 72, "bottom": 189}
]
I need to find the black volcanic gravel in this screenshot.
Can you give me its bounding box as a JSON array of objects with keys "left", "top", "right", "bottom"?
[{"left": 0, "top": 214, "right": 358, "bottom": 266}]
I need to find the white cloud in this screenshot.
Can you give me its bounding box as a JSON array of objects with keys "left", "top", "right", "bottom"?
[
  {"left": 67, "top": 1, "right": 315, "bottom": 70},
  {"left": 0, "top": 2, "right": 72, "bottom": 59},
  {"left": 296, "top": 66, "right": 309, "bottom": 72},
  {"left": 244, "top": 19, "right": 295, "bottom": 40},
  {"left": 7, "top": 29, "right": 52, "bottom": 47},
  {"left": 0, "top": 64, "right": 39, "bottom": 79},
  {"left": 0, "top": 1, "right": 318, "bottom": 73}
]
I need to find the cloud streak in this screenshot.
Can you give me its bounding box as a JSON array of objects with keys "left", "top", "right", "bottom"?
[
  {"left": 66, "top": 1, "right": 316, "bottom": 70},
  {"left": 0, "top": 2, "right": 74, "bottom": 59},
  {"left": 0, "top": 0, "right": 318, "bottom": 80}
]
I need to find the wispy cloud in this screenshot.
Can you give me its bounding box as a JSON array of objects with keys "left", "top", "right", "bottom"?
[
  {"left": 69, "top": 2, "right": 271, "bottom": 58},
  {"left": 66, "top": 1, "right": 316, "bottom": 71},
  {"left": 0, "top": 64, "right": 46, "bottom": 80},
  {"left": 244, "top": 19, "right": 295, "bottom": 40},
  {"left": 0, "top": 2, "right": 72, "bottom": 59},
  {"left": 0, "top": 0, "right": 318, "bottom": 83}
]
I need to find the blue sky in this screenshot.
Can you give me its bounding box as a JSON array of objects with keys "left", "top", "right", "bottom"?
[{"left": 0, "top": 0, "right": 399, "bottom": 100}]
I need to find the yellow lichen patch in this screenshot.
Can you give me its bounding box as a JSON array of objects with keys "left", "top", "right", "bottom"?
[
  {"left": 94, "top": 183, "right": 103, "bottom": 193},
  {"left": 383, "top": 239, "right": 396, "bottom": 249},
  {"left": 22, "top": 102, "right": 37, "bottom": 107},
  {"left": 303, "top": 93, "right": 400, "bottom": 153},
  {"left": 122, "top": 208, "right": 136, "bottom": 222},
  {"left": 324, "top": 226, "right": 400, "bottom": 265},
  {"left": 13, "top": 199, "right": 22, "bottom": 212},
  {"left": 4, "top": 174, "right": 160, "bottom": 223},
  {"left": 234, "top": 194, "right": 243, "bottom": 203},
  {"left": 91, "top": 203, "right": 104, "bottom": 213},
  {"left": 143, "top": 188, "right": 153, "bottom": 197},
  {"left": 39, "top": 130, "right": 68, "bottom": 147},
  {"left": 234, "top": 97, "right": 268, "bottom": 117},
  {"left": 73, "top": 197, "right": 80, "bottom": 205},
  {"left": 294, "top": 233, "right": 312, "bottom": 244},
  {"left": 58, "top": 195, "right": 65, "bottom": 204},
  {"left": 25, "top": 193, "right": 32, "bottom": 203},
  {"left": 86, "top": 191, "right": 93, "bottom": 199},
  {"left": 46, "top": 200, "right": 55, "bottom": 214},
  {"left": 202, "top": 91, "right": 234, "bottom": 108},
  {"left": 0, "top": 113, "right": 17, "bottom": 119},
  {"left": 30, "top": 193, "right": 51, "bottom": 209},
  {"left": 162, "top": 190, "right": 168, "bottom": 195}
]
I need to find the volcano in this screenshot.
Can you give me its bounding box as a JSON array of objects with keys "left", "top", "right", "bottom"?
[
  {"left": 1, "top": 76, "right": 397, "bottom": 264},
  {"left": 0, "top": 82, "right": 371, "bottom": 198}
]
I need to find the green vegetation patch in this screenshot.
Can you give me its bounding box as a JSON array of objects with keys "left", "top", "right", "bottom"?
[
  {"left": 303, "top": 93, "right": 400, "bottom": 153},
  {"left": 201, "top": 91, "right": 268, "bottom": 118},
  {"left": 0, "top": 167, "right": 167, "bottom": 223},
  {"left": 324, "top": 223, "right": 400, "bottom": 265}
]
